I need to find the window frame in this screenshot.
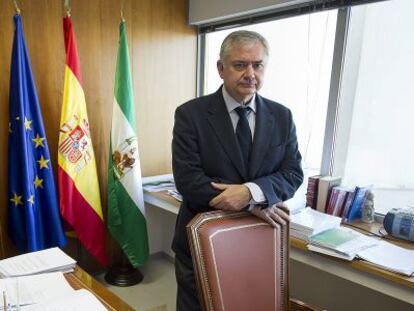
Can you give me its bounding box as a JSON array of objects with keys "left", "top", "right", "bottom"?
[
  {"left": 196, "top": 8, "right": 347, "bottom": 178},
  {"left": 196, "top": 1, "right": 399, "bottom": 218}
]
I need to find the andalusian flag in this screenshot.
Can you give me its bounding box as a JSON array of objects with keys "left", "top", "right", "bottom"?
[
  {"left": 108, "top": 21, "right": 149, "bottom": 267},
  {"left": 58, "top": 16, "right": 108, "bottom": 266}
]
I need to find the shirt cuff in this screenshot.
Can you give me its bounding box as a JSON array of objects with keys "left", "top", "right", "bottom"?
[{"left": 244, "top": 182, "right": 266, "bottom": 204}]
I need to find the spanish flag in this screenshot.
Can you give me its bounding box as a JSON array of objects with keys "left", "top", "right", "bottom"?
[{"left": 58, "top": 15, "right": 108, "bottom": 266}]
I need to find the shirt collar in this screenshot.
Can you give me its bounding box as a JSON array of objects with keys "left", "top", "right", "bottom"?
[{"left": 222, "top": 86, "right": 256, "bottom": 113}]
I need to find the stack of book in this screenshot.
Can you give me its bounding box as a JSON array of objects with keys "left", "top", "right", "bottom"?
[
  {"left": 305, "top": 175, "right": 322, "bottom": 209},
  {"left": 325, "top": 186, "right": 353, "bottom": 217},
  {"left": 308, "top": 174, "right": 371, "bottom": 223},
  {"left": 290, "top": 207, "right": 342, "bottom": 241},
  {"left": 316, "top": 176, "right": 342, "bottom": 212},
  {"left": 324, "top": 185, "right": 371, "bottom": 222}
]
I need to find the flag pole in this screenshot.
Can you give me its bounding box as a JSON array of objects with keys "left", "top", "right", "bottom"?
[
  {"left": 104, "top": 242, "right": 143, "bottom": 286},
  {"left": 104, "top": 3, "right": 148, "bottom": 287}
]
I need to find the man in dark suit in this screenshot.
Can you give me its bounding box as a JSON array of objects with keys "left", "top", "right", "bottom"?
[{"left": 172, "top": 30, "right": 303, "bottom": 310}]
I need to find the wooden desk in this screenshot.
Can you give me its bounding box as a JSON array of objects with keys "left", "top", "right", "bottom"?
[{"left": 65, "top": 266, "right": 135, "bottom": 311}]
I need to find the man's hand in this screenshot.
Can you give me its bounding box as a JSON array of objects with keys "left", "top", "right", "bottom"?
[
  {"left": 250, "top": 202, "right": 290, "bottom": 227},
  {"left": 209, "top": 182, "right": 251, "bottom": 211}
]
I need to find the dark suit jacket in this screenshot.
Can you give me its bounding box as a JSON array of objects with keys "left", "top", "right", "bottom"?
[{"left": 172, "top": 87, "right": 303, "bottom": 256}]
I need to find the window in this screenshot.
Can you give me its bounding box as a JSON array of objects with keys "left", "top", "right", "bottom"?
[
  {"left": 200, "top": 0, "right": 414, "bottom": 215},
  {"left": 334, "top": 0, "right": 414, "bottom": 214},
  {"left": 202, "top": 11, "right": 337, "bottom": 209}
]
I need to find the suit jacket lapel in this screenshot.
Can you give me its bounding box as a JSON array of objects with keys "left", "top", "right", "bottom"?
[
  {"left": 206, "top": 89, "right": 247, "bottom": 180},
  {"left": 249, "top": 95, "right": 274, "bottom": 179}
]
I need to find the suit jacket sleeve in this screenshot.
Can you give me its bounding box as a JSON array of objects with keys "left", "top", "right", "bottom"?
[
  {"left": 252, "top": 109, "right": 303, "bottom": 207},
  {"left": 172, "top": 105, "right": 223, "bottom": 209}
]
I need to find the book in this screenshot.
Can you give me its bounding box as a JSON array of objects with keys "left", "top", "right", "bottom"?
[
  {"left": 341, "top": 189, "right": 355, "bottom": 221},
  {"left": 316, "top": 176, "right": 341, "bottom": 213},
  {"left": 325, "top": 186, "right": 340, "bottom": 215},
  {"left": 305, "top": 175, "right": 322, "bottom": 209},
  {"left": 325, "top": 186, "right": 352, "bottom": 216},
  {"left": 346, "top": 186, "right": 371, "bottom": 222},
  {"left": 307, "top": 244, "right": 355, "bottom": 261},
  {"left": 308, "top": 227, "right": 378, "bottom": 260},
  {"left": 310, "top": 233, "right": 414, "bottom": 276},
  {"left": 290, "top": 207, "right": 341, "bottom": 241}
]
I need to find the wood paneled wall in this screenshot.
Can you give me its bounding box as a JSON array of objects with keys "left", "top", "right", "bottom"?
[{"left": 0, "top": 0, "right": 196, "bottom": 259}]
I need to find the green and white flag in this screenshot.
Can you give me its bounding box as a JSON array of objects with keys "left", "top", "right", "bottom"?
[{"left": 108, "top": 20, "right": 149, "bottom": 267}]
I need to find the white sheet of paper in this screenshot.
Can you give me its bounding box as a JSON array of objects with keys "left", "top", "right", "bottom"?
[
  {"left": 357, "top": 240, "right": 414, "bottom": 276},
  {"left": 0, "top": 248, "right": 76, "bottom": 277},
  {"left": 20, "top": 289, "right": 107, "bottom": 311},
  {"left": 0, "top": 272, "right": 74, "bottom": 309}
]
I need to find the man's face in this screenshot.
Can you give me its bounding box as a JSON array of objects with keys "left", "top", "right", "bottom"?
[{"left": 217, "top": 41, "right": 267, "bottom": 103}]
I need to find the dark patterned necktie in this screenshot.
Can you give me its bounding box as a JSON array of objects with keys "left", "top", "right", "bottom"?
[{"left": 235, "top": 106, "right": 252, "bottom": 169}]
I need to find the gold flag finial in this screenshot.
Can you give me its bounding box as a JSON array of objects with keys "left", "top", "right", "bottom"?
[
  {"left": 64, "top": 0, "right": 71, "bottom": 17},
  {"left": 13, "top": 0, "right": 21, "bottom": 15},
  {"left": 121, "top": 0, "right": 125, "bottom": 22}
]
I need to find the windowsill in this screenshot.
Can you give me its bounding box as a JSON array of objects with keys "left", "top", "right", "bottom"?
[
  {"left": 143, "top": 189, "right": 414, "bottom": 305},
  {"left": 289, "top": 238, "right": 414, "bottom": 306},
  {"left": 290, "top": 236, "right": 414, "bottom": 289},
  {"left": 343, "top": 219, "right": 414, "bottom": 251}
]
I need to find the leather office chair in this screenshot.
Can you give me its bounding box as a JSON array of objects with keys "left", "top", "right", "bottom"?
[{"left": 187, "top": 210, "right": 323, "bottom": 311}]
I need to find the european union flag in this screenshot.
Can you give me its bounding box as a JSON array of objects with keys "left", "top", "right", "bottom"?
[{"left": 8, "top": 14, "right": 66, "bottom": 252}]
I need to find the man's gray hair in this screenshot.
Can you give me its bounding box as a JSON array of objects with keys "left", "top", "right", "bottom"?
[{"left": 219, "top": 30, "right": 269, "bottom": 60}]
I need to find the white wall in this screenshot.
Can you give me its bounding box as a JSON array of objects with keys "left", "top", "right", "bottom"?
[{"left": 146, "top": 204, "right": 177, "bottom": 257}]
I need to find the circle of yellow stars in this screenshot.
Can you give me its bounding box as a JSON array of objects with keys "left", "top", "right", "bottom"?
[{"left": 9, "top": 115, "right": 51, "bottom": 208}]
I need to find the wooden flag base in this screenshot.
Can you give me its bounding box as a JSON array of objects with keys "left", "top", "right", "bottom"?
[{"left": 104, "top": 263, "right": 143, "bottom": 287}]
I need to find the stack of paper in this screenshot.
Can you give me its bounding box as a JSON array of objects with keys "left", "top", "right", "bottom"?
[
  {"left": 143, "top": 180, "right": 176, "bottom": 192},
  {"left": 0, "top": 249, "right": 107, "bottom": 310},
  {"left": 357, "top": 240, "right": 414, "bottom": 276},
  {"left": 307, "top": 227, "right": 378, "bottom": 260},
  {"left": 142, "top": 174, "right": 176, "bottom": 192},
  {"left": 0, "top": 248, "right": 76, "bottom": 277},
  {"left": 290, "top": 207, "right": 342, "bottom": 241},
  {"left": 0, "top": 272, "right": 74, "bottom": 310},
  {"left": 167, "top": 189, "right": 183, "bottom": 202}
]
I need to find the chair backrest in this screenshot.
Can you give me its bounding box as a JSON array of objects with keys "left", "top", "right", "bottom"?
[{"left": 187, "top": 210, "right": 289, "bottom": 311}]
